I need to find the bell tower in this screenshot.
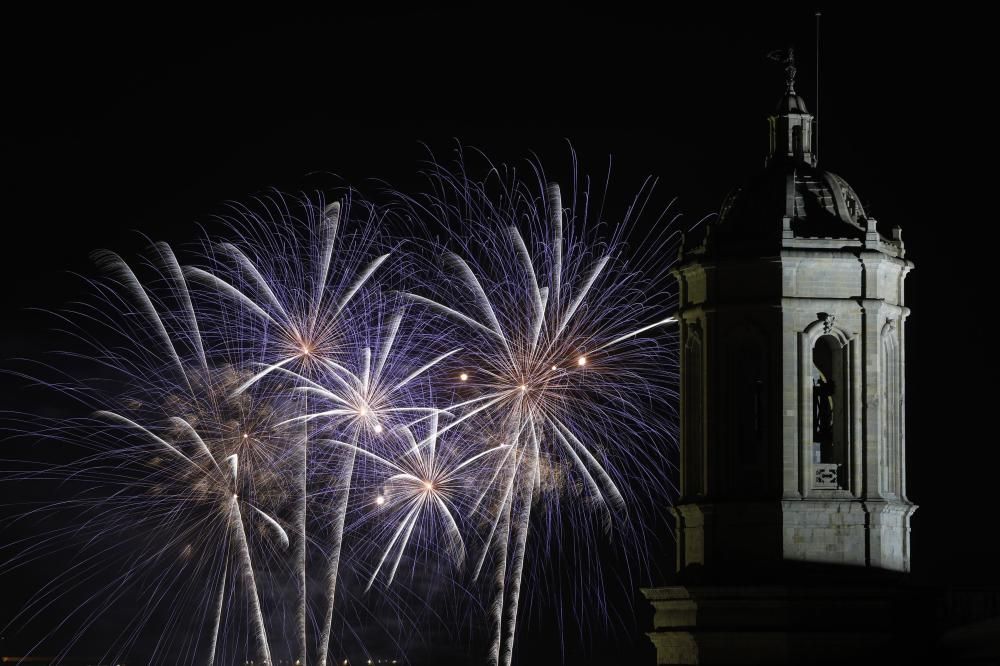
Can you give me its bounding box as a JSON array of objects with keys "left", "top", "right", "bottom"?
[
  {"left": 671, "top": 53, "right": 915, "bottom": 579},
  {"left": 642, "top": 47, "right": 929, "bottom": 666}
]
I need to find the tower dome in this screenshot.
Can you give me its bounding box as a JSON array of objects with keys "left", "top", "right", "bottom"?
[
  {"left": 716, "top": 163, "right": 870, "bottom": 243},
  {"left": 775, "top": 90, "right": 810, "bottom": 115},
  {"left": 695, "top": 48, "right": 904, "bottom": 260}
]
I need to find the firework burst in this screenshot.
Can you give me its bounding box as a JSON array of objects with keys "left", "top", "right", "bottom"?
[
  {"left": 342, "top": 412, "right": 504, "bottom": 592},
  {"left": 1, "top": 244, "right": 297, "bottom": 665},
  {"left": 184, "top": 191, "right": 394, "bottom": 664},
  {"left": 272, "top": 299, "right": 461, "bottom": 665},
  {"left": 387, "top": 149, "right": 681, "bottom": 666},
  {"left": 2, "top": 148, "right": 682, "bottom": 666}
]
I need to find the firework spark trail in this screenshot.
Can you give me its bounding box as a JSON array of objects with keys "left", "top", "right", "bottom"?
[
  {"left": 296, "top": 395, "right": 308, "bottom": 665},
  {"left": 387, "top": 151, "right": 681, "bottom": 666},
  {"left": 482, "top": 441, "right": 525, "bottom": 666},
  {"left": 232, "top": 496, "right": 273, "bottom": 666},
  {"left": 315, "top": 433, "right": 355, "bottom": 666},
  {"left": 498, "top": 432, "right": 536, "bottom": 666},
  {"left": 207, "top": 558, "right": 228, "bottom": 666}
]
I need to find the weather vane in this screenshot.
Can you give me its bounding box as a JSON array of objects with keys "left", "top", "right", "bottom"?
[{"left": 767, "top": 46, "right": 797, "bottom": 93}]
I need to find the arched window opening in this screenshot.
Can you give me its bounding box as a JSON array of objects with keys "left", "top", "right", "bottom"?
[
  {"left": 792, "top": 125, "right": 804, "bottom": 157},
  {"left": 812, "top": 335, "right": 847, "bottom": 487}
]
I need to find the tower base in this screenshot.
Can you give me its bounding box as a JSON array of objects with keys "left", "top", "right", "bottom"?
[{"left": 641, "top": 584, "right": 930, "bottom": 665}]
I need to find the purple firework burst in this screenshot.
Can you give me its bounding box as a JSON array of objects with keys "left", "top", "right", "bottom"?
[{"left": 384, "top": 148, "right": 681, "bottom": 666}]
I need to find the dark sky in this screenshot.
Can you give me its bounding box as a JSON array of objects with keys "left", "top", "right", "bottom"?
[{"left": 1, "top": 7, "right": 994, "bottom": 665}]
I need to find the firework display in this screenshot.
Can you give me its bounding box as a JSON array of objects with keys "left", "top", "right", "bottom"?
[{"left": 1, "top": 152, "right": 680, "bottom": 665}]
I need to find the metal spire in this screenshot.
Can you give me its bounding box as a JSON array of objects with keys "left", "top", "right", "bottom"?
[{"left": 815, "top": 11, "right": 822, "bottom": 164}]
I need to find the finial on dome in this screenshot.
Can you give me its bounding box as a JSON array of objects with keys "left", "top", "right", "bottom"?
[
  {"left": 766, "top": 45, "right": 816, "bottom": 166},
  {"left": 768, "top": 46, "right": 798, "bottom": 94}
]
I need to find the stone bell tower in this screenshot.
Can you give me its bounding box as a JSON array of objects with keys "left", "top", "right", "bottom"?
[{"left": 644, "top": 50, "right": 918, "bottom": 664}]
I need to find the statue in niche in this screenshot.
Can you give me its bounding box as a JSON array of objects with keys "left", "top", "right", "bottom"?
[{"left": 813, "top": 369, "right": 835, "bottom": 461}]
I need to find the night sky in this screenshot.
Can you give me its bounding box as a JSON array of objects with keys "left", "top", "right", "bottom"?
[{"left": 1, "top": 8, "right": 994, "bottom": 665}]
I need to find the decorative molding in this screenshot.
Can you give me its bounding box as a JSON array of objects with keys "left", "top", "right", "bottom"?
[
  {"left": 814, "top": 463, "right": 840, "bottom": 489},
  {"left": 803, "top": 313, "right": 853, "bottom": 347},
  {"left": 685, "top": 320, "right": 703, "bottom": 346},
  {"left": 819, "top": 312, "right": 836, "bottom": 334}
]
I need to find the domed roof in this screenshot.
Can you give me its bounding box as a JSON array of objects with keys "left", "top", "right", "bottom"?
[
  {"left": 688, "top": 162, "right": 900, "bottom": 259},
  {"left": 682, "top": 50, "right": 905, "bottom": 261},
  {"left": 719, "top": 162, "right": 867, "bottom": 236},
  {"left": 776, "top": 91, "right": 809, "bottom": 115},
  {"left": 697, "top": 162, "right": 877, "bottom": 256}
]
